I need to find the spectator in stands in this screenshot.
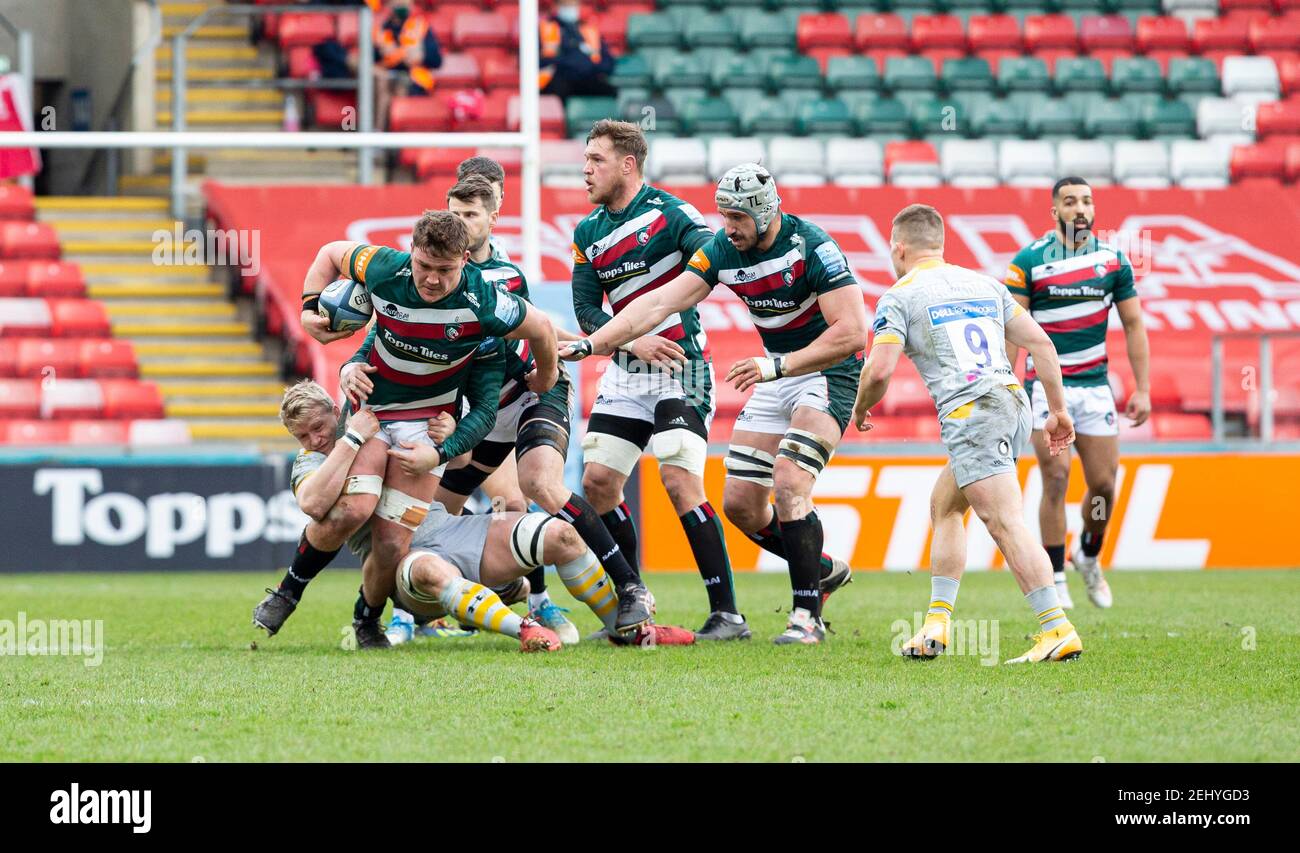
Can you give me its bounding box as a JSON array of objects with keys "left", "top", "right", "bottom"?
[
  {"left": 539, "top": 0, "right": 616, "bottom": 103},
  {"left": 372, "top": 0, "right": 444, "bottom": 128}
]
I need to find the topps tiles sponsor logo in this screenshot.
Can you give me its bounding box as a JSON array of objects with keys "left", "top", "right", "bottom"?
[
  {"left": 595, "top": 259, "right": 648, "bottom": 281},
  {"left": 50, "top": 783, "right": 151, "bottom": 833}
]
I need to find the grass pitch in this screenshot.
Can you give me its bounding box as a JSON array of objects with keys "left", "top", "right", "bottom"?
[{"left": 2, "top": 569, "right": 1297, "bottom": 762}]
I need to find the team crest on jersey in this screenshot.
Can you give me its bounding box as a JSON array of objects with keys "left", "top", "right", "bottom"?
[
  {"left": 1094, "top": 264, "right": 1107, "bottom": 276},
  {"left": 1105, "top": 411, "right": 1115, "bottom": 426},
  {"left": 445, "top": 323, "right": 462, "bottom": 341},
  {"left": 782, "top": 270, "right": 794, "bottom": 285},
  {"left": 636, "top": 228, "right": 650, "bottom": 245}
]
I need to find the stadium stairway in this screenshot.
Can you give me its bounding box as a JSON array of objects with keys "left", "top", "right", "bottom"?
[{"left": 35, "top": 195, "right": 295, "bottom": 449}]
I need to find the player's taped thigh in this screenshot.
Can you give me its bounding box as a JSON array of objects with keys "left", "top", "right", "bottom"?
[
  {"left": 517, "top": 408, "right": 570, "bottom": 459},
  {"left": 723, "top": 445, "right": 776, "bottom": 488},
  {"left": 509, "top": 511, "right": 555, "bottom": 570},
  {"left": 397, "top": 550, "right": 445, "bottom": 607},
  {"left": 375, "top": 486, "right": 431, "bottom": 531},
  {"left": 777, "top": 428, "right": 837, "bottom": 478},
  {"left": 650, "top": 398, "right": 709, "bottom": 477},
  {"left": 343, "top": 474, "right": 383, "bottom": 496},
  {"left": 581, "top": 431, "right": 643, "bottom": 477}
]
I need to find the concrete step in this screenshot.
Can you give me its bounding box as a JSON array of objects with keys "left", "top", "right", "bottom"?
[
  {"left": 35, "top": 196, "right": 169, "bottom": 213},
  {"left": 157, "top": 381, "right": 286, "bottom": 398},
  {"left": 61, "top": 238, "right": 163, "bottom": 255},
  {"left": 134, "top": 341, "right": 263, "bottom": 358},
  {"left": 89, "top": 282, "right": 225, "bottom": 299},
  {"left": 156, "top": 109, "right": 284, "bottom": 125},
  {"left": 157, "top": 88, "right": 282, "bottom": 106},
  {"left": 167, "top": 401, "right": 281, "bottom": 418},
  {"left": 162, "top": 25, "right": 249, "bottom": 39},
  {"left": 46, "top": 218, "right": 177, "bottom": 236},
  {"left": 157, "top": 67, "right": 275, "bottom": 82},
  {"left": 112, "top": 321, "right": 252, "bottom": 337},
  {"left": 155, "top": 45, "right": 260, "bottom": 63},
  {"left": 188, "top": 421, "right": 293, "bottom": 441},
  {"left": 141, "top": 361, "right": 276, "bottom": 377},
  {"left": 78, "top": 262, "right": 210, "bottom": 282},
  {"left": 104, "top": 302, "right": 237, "bottom": 318}
]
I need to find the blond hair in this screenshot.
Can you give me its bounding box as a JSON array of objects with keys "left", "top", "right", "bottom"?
[
  {"left": 891, "top": 203, "right": 944, "bottom": 251},
  {"left": 279, "top": 379, "right": 334, "bottom": 427}
]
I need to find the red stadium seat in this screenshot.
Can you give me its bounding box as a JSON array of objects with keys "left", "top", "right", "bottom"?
[
  {"left": 0, "top": 222, "right": 59, "bottom": 260},
  {"left": 808, "top": 47, "right": 851, "bottom": 74},
  {"left": 414, "top": 147, "right": 478, "bottom": 180},
  {"left": 590, "top": 5, "right": 654, "bottom": 54},
  {"left": 1266, "top": 51, "right": 1300, "bottom": 95},
  {"left": 277, "top": 12, "right": 335, "bottom": 49},
  {"left": 1024, "top": 15, "right": 1078, "bottom": 52},
  {"left": 454, "top": 12, "right": 511, "bottom": 50},
  {"left": 975, "top": 50, "right": 1023, "bottom": 75},
  {"left": 1192, "top": 17, "right": 1250, "bottom": 53},
  {"left": 461, "top": 89, "right": 511, "bottom": 132},
  {"left": 1220, "top": 0, "right": 1272, "bottom": 9},
  {"left": 1256, "top": 99, "right": 1300, "bottom": 139},
  {"left": 1231, "top": 142, "right": 1288, "bottom": 180},
  {"left": 1251, "top": 15, "right": 1300, "bottom": 51},
  {"left": 1135, "top": 16, "right": 1190, "bottom": 53},
  {"left": 854, "top": 14, "right": 908, "bottom": 52},
  {"left": 509, "top": 94, "right": 565, "bottom": 137},
  {"left": 307, "top": 90, "right": 356, "bottom": 129},
  {"left": 910, "top": 15, "right": 966, "bottom": 52},
  {"left": 1285, "top": 140, "right": 1300, "bottom": 182},
  {"left": 798, "top": 13, "right": 852, "bottom": 51},
  {"left": 865, "top": 48, "right": 907, "bottom": 72},
  {"left": 435, "top": 53, "right": 482, "bottom": 89},
  {"left": 2, "top": 420, "right": 70, "bottom": 445},
  {"left": 286, "top": 46, "right": 321, "bottom": 79},
  {"left": 0, "top": 379, "right": 39, "bottom": 418},
  {"left": 967, "top": 15, "right": 1021, "bottom": 52},
  {"left": 1091, "top": 49, "right": 1134, "bottom": 76},
  {"left": 1152, "top": 413, "right": 1212, "bottom": 440},
  {"left": 1146, "top": 49, "right": 1189, "bottom": 75},
  {"left": 102, "top": 380, "right": 164, "bottom": 420},
  {"left": 1080, "top": 15, "right": 1134, "bottom": 52},
  {"left": 1032, "top": 49, "right": 1075, "bottom": 75},
  {"left": 49, "top": 299, "right": 110, "bottom": 338},
  {"left": 68, "top": 420, "right": 129, "bottom": 445},
  {"left": 26, "top": 261, "right": 84, "bottom": 298},
  {"left": 884, "top": 140, "right": 939, "bottom": 180},
  {"left": 0, "top": 297, "right": 51, "bottom": 337},
  {"left": 0, "top": 184, "right": 34, "bottom": 221},
  {"left": 43, "top": 378, "right": 104, "bottom": 420},
  {"left": 336, "top": 11, "right": 359, "bottom": 48},
  {"left": 79, "top": 339, "right": 137, "bottom": 378},
  {"left": 0, "top": 339, "right": 14, "bottom": 374},
  {"left": 0, "top": 260, "right": 26, "bottom": 296},
  {"left": 481, "top": 53, "right": 519, "bottom": 90},
  {"left": 15, "top": 339, "right": 80, "bottom": 378},
  {"left": 921, "top": 49, "right": 965, "bottom": 74},
  {"left": 388, "top": 95, "right": 451, "bottom": 132}
]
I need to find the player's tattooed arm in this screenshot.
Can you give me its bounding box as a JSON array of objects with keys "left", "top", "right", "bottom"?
[
  {"left": 560, "top": 270, "right": 709, "bottom": 361},
  {"left": 301, "top": 241, "right": 363, "bottom": 344},
  {"left": 1006, "top": 312, "right": 1075, "bottom": 454},
  {"left": 1116, "top": 296, "right": 1151, "bottom": 426},
  {"left": 853, "top": 343, "right": 903, "bottom": 432}
]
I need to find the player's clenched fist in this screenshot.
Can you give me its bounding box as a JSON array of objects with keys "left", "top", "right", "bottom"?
[
  {"left": 425, "top": 412, "right": 455, "bottom": 443},
  {"left": 301, "top": 310, "right": 356, "bottom": 346},
  {"left": 525, "top": 363, "right": 558, "bottom": 394},
  {"left": 387, "top": 441, "right": 441, "bottom": 476},
  {"left": 345, "top": 407, "right": 380, "bottom": 443},
  {"left": 1044, "top": 409, "right": 1076, "bottom": 456},
  {"left": 726, "top": 356, "right": 783, "bottom": 393},
  {"left": 340, "top": 362, "right": 377, "bottom": 408},
  {"left": 852, "top": 403, "right": 875, "bottom": 433}
]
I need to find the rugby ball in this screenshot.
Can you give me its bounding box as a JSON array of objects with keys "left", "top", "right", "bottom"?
[{"left": 318, "top": 278, "right": 372, "bottom": 332}]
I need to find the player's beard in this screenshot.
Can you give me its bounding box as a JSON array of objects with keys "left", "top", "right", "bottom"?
[{"left": 1058, "top": 214, "right": 1093, "bottom": 248}]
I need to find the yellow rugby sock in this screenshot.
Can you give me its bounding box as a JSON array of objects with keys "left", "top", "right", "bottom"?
[
  {"left": 556, "top": 549, "right": 619, "bottom": 633},
  {"left": 438, "top": 577, "right": 523, "bottom": 638}
]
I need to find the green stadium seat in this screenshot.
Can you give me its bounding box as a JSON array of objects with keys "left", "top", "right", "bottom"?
[
  {"left": 1119, "top": 92, "right": 1162, "bottom": 118},
  {"left": 721, "top": 88, "right": 766, "bottom": 119},
  {"left": 741, "top": 12, "right": 796, "bottom": 50},
  {"left": 740, "top": 98, "right": 796, "bottom": 134},
  {"left": 624, "top": 96, "right": 681, "bottom": 135},
  {"left": 884, "top": 56, "right": 938, "bottom": 92},
  {"left": 909, "top": 95, "right": 970, "bottom": 137},
  {"left": 1166, "top": 58, "right": 1219, "bottom": 96},
  {"left": 679, "top": 95, "right": 739, "bottom": 135},
  {"left": 796, "top": 97, "right": 854, "bottom": 135},
  {"left": 566, "top": 96, "right": 620, "bottom": 138},
  {"left": 1140, "top": 97, "right": 1196, "bottom": 139},
  {"left": 610, "top": 54, "right": 652, "bottom": 90},
  {"left": 1026, "top": 98, "right": 1083, "bottom": 137},
  {"left": 1063, "top": 90, "right": 1107, "bottom": 117},
  {"left": 658, "top": 0, "right": 718, "bottom": 8},
  {"left": 1083, "top": 98, "right": 1137, "bottom": 138},
  {"left": 856, "top": 96, "right": 911, "bottom": 136},
  {"left": 1054, "top": 57, "right": 1107, "bottom": 93},
  {"left": 840, "top": 90, "right": 879, "bottom": 120},
  {"left": 709, "top": 53, "right": 768, "bottom": 90},
  {"left": 826, "top": 56, "right": 880, "bottom": 91},
  {"left": 662, "top": 87, "right": 709, "bottom": 114},
  {"left": 1111, "top": 0, "right": 1161, "bottom": 13},
  {"left": 970, "top": 97, "right": 1028, "bottom": 137},
  {"left": 681, "top": 13, "right": 734, "bottom": 49},
  {"left": 617, "top": 89, "right": 652, "bottom": 115},
  {"left": 626, "top": 14, "right": 682, "bottom": 51},
  {"left": 947, "top": 91, "right": 985, "bottom": 120},
  {"left": 998, "top": 56, "right": 1051, "bottom": 93},
  {"left": 766, "top": 54, "right": 824, "bottom": 91},
  {"left": 747, "top": 48, "right": 796, "bottom": 71},
  {"left": 942, "top": 57, "right": 995, "bottom": 92},
  {"left": 1111, "top": 57, "right": 1163, "bottom": 95},
  {"left": 653, "top": 53, "right": 709, "bottom": 90}
]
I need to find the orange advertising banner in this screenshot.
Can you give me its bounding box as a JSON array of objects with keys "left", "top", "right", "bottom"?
[{"left": 637, "top": 454, "right": 1300, "bottom": 572}]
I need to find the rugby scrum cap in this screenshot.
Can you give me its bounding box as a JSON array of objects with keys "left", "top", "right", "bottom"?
[{"left": 715, "top": 163, "right": 781, "bottom": 234}]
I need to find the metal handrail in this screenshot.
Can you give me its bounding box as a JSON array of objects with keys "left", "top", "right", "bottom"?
[{"left": 1210, "top": 330, "right": 1299, "bottom": 442}]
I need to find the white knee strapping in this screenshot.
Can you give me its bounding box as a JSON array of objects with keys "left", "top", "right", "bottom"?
[
  {"left": 581, "top": 430, "right": 643, "bottom": 477},
  {"left": 344, "top": 474, "right": 383, "bottom": 497},
  {"left": 650, "top": 428, "right": 708, "bottom": 477},
  {"left": 724, "top": 444, "right": 775, "bottom": 488},
  {"left": 375, "top": 487, "right": 431, "bottom": 531},
  {"left": 398, "top": 550, "right": 442, "bottom": 606},
  {"left": 509, "top": 512, "right": 554, "bottom": 570},
  {"left": 778, "top": 428, "right": 836, "bottom": 478}
]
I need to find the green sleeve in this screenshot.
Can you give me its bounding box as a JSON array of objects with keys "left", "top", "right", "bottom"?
[
  {"left": 347, "top": 323, "right": 377, "bottom": 365},
  {"left": 570, "top": 232, "right": 612, "bottom": 335},
  {"left": 684, "top": 234, "right": 723, "bottom": 288},
  {"left": 1113, "top": 251, "right": 1138, "bottom": 302},
  {"left": 808, "top": 237, "right": 857, "bottom": 294},
  {"left": 442, "top": 340, "right": 505, "bottom": 459},
  {"left": 669, "top": 201, "right": 715, "bottom": 257},
  {"left": 1005, "top": 247, "right": 1033, "bottom": 297},
  {"left": 348, "top": 245, "right": 409, "bottom": 292},
  {"left": 475, "top": 278, "right": 527, "bottom": 338}
]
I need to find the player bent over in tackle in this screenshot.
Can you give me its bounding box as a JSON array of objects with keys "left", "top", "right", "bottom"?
[
  {"left": 852, "top": 204, "right": 1082, "bottom": 664},
  {"left": 300, "top": 211, "right": 559, "bottom": 648},
  {"left": 564, "top": 164, "right": 868, "bottom": 645}
]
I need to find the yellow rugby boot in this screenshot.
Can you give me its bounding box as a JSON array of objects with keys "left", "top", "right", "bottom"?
[
  {"left": 1005, "top": 623, "right": 1083, "bottom": 664},
  {"left": 901, "top": 615, "right": 950, "bottom": 659}
]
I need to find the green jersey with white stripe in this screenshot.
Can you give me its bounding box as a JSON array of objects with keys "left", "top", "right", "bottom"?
[
  {"left": 1005, "top": 232, "right": 1137, "bottom": 388},
  {"left": 686, "top": 213, "right": 858, "bottom": 359},
  {"left": 571, "top": 183, "right": 715, "bottom": 370}
]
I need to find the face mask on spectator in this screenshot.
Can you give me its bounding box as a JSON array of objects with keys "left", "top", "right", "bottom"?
[{"left": 556, "top": 6, "right": 580, "bottom": 23}]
